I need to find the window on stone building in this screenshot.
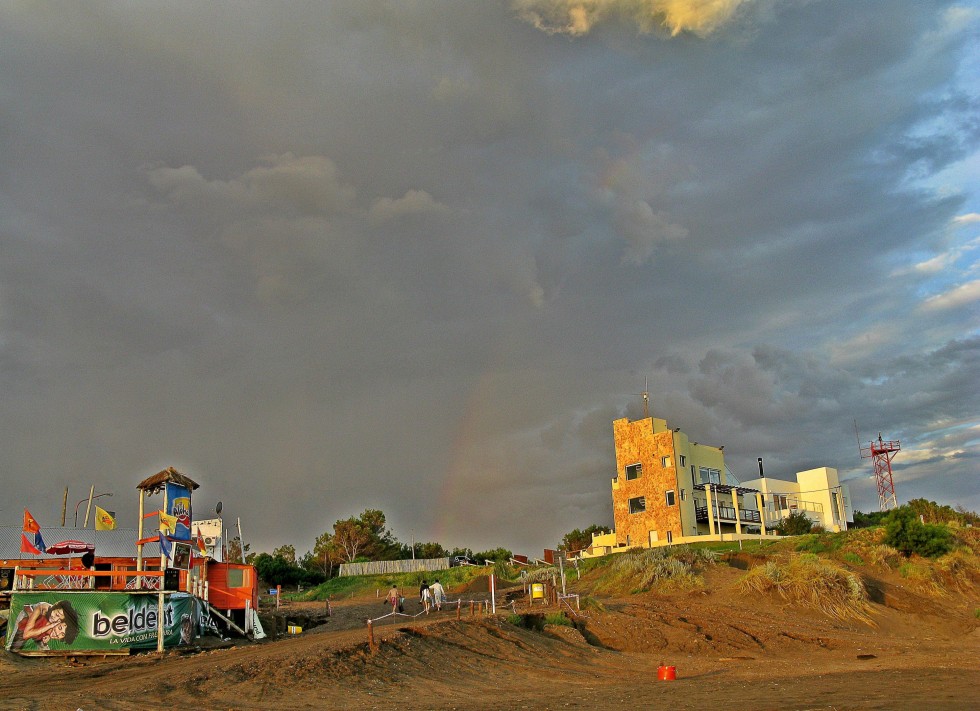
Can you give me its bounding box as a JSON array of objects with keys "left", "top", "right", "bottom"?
[
  {"left": 665, "top": 490, "right": 676, "bottom": 506},
  {"left": 628, "top": 496, "right": 646, "bottom": 514},
  {"left": 625, "top": 463, "right": 642, "bottom": 480}
]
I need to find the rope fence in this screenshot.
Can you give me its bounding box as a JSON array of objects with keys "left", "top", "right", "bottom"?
[{"left": 363, "top": 586, "right": 587, "bottom": 651}]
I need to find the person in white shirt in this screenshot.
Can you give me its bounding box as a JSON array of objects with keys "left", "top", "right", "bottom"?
[{"left": 429, "top": 579, "right": 446, "bottom": 611}]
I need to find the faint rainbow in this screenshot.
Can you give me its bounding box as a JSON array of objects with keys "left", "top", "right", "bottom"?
[{"left": 429, "top": 369, "right": 500, "bottom": 546}]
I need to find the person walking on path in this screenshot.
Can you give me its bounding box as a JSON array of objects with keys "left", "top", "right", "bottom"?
[
  {"left": 419, "top": 580, "right": 432, "bottom": 614},
  {"left": 430, "top": 579, "right": 446, "bottom": 611},
  {"left": 386, "top": 585, "right": 401, "bottom": 614}
]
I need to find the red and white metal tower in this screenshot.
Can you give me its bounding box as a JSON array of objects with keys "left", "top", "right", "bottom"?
[{"left": 860, "top": 433, "right": 901, "bottom": 511}]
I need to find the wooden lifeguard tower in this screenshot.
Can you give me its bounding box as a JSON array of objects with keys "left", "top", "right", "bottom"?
[{"left": 135, "top": 467, "right": 199, "bottom": 572}]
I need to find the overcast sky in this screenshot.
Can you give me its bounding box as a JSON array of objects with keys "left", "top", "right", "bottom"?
[{"left": 2, "top": 1, "right": 977, "bottom": 558}]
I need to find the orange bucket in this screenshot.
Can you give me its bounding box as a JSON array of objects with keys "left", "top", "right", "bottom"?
[{"left": 657, "top": 665, "right": 677, "bottom": 681}]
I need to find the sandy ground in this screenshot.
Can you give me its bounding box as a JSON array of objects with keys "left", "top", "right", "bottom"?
[{"left": 1, "top": 565, "right": 978, "bottom": 710}]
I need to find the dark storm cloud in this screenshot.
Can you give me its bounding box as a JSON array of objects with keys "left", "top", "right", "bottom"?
[{"left": 0, "top": 1, "right": 977, "bottom": 555}]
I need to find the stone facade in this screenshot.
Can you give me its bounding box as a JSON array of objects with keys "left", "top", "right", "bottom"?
[{"left": 612, "top": 417, "right": 684, "bottom": 547}]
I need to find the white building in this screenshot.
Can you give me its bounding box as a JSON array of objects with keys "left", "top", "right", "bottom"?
[{"left": 739, "top": 466, "right": 853, "bottom": 533}]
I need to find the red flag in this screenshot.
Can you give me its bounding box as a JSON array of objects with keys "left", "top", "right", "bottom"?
[
  {"left": 196, "top": 528, "right": 207, "bottom": 555},
  {"left": 23, "top": 509, "right": 41, "bottom": 534},
  {"left": 20, "top": 533, "right": 42, "bottom": 555}
]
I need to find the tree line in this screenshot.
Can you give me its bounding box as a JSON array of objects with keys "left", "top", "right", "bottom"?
[{"left": 247, "top": 509, "right": 515, "bottom": 587}]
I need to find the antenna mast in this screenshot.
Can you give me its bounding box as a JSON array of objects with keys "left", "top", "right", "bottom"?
[
  {"left": 642, "top": 377, "right": 649, "bottom": 418},
  {"left": 859, "top": 431, "right": 901, "bottom": 511}
]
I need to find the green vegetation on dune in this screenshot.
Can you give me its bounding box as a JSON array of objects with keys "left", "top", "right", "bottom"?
[{"left": 289, "top": 563, "right": 506, "bottom": 602}]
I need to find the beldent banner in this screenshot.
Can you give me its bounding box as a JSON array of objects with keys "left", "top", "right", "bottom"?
[{"left": 5, "top": 591, "right": 200, "bottom": 654}]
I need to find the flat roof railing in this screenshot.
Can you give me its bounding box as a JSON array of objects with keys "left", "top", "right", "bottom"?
[{"left": 12, "top": 568, "right": 165, "bottom": 592}]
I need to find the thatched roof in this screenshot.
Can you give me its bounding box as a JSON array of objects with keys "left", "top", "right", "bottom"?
[{"left": 136, "top": 467, "right": 200, "bottom": 494}]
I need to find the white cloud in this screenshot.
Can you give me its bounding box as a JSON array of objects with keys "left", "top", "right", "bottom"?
[
  {"left": 148, "top": 154, "right": 356, "bottom": 216},
  {"left": 615, "top": 200, "right": 687, "bottom": 264},
  {"left": 513, "top": 0, "right": 751, "bottom": 37},
  {"left": 920, "top": 279, "right": 980, "bottom": 312},
  {"left": 369, "top": 190, "right": 451, "bottom": 225},
  {"left": 953, "top": 212, "right": 980, "bottom": 225}
]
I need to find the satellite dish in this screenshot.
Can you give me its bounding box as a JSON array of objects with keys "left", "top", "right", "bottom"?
[{"left": 216, "top": 501, "right": 223, "bottom": 515}]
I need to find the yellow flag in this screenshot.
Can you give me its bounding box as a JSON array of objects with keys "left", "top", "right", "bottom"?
[
  {"left": 95, "top": 505, "right": 116, "bottom": 530},
  {"left": 159, "top": 510, "right": 178, "bottom": 533}
]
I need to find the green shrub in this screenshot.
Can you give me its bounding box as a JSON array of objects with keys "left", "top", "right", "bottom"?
[
  {"left": 777, "top": 510, "right": 814, "bottom": 536},
  {"left": 883, "top": 507, "right": 955, "bottom": 558},
  {"left": 544, "top": 612, "right": 573, "bottom": 627},
  {"left": 842, "top": 552, "right": 864, "bottom": 566}
]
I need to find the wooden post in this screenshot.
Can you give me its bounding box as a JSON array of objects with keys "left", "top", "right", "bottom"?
[
  {"left": 83, "top": 485, "right": 95, "bottom": 528},
  {"left": 137, "top": 490, "right": 145, "bottom": 571},
  {"left": 367, "top": 619, "right": 375, "bottom": 651},
  {"left": 157, "top": 591, "right": 165, "bottom": 653},
  {"left": 470, "top": 601, "right": 475, "bottom": 617},
  {"left": 490, "top": 573, "right": 496, "bottom": 615},
  {"left": 456, "top": 599, "right": 461, "bottom": 620}
]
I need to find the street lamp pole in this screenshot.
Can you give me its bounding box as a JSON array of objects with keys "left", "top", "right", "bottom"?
[{"left": 74, "top": 492, "right": 112, "bottom": 528}]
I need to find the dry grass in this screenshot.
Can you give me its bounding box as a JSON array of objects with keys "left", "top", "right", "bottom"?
[
  {"left": 898, "top": 561, "right": 947, "bottom": 597},
  {"left": 524, "top": 566, "right": 560, "bottom": 583},
  {"left": 898, "top": 548, "right": 980, "bottom": 596},
  {"left": 953, "top": 525, "right": 980, "bottom": 554},
  {"left": 865, "top": 543, "right": 902, "bottom": 568},
  {"left": 594, "top": 548, "right": 706, "bottom": 594},
  {"left": 737, "top": 554, "right": 875, "bottom": 625}
]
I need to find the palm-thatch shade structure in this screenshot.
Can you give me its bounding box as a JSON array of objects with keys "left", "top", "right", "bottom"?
[
  {"left": 134, "top": 467, "right": 199, "bottom": 571},
  {"left": 136, "top": 467, "right": 199, "bottom": 494}
]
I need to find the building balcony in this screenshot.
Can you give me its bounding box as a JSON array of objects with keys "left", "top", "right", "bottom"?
[{"left": 695, "top": 505, "right": 761, "bottom": 524}]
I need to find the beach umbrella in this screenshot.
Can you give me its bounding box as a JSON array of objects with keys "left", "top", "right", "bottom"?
[{"left": 45, "top": 539, "right": 96, "bottom": 555}]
